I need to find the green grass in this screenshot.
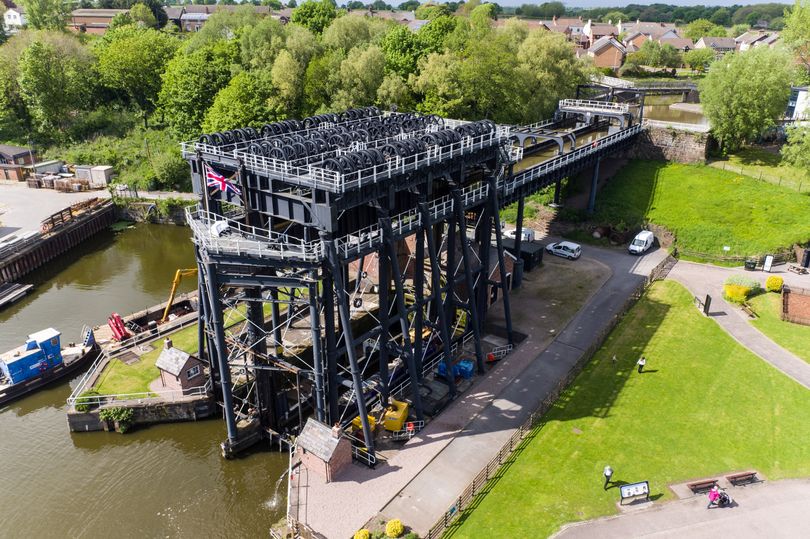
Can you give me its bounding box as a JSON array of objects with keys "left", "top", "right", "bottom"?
[
  {"left": 709, "top": 146, "right": 810, "bottom": 193},
  {"left": 448, "top": 281, "right": 810, "bottom": 538},
  {"left": 749, "top": 292, "right": 810, "bottom": 364},
  {"left": 593, "top": 160, "right": 810, "bottom": 259}
]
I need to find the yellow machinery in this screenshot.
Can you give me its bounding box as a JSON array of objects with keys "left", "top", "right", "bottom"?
[
  {"left": 383, "top": 399, "right": 409, "bottom": 432},
  {"left": 161, "top": 268, "right": 198, "bottom": 323},
  {"left": 352, "top": 414, "right": 377, "bottom": 432}
]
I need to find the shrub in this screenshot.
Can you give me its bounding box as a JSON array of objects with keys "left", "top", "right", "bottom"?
[
  {"left": 385, "top": 519, "right": 405, "bottom": 538},
  {"left": 74, "top": 389, "right": 100, "bottom": 412},
  {"left": 99, "top": 406, "right": 135, "bottom": 433},
  {"left": 353, "top": 530, "right": 370, "bottom": 539},
  {"left": 723, "top": 275, "right": 761, "bottom": 303},
  {"left": 766, "top": 275, "right": 784, "bottom": 293}
]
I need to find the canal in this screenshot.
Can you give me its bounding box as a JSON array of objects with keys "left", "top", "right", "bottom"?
[{"left": 0, "top": 223, "right": 287, "bottom": 538}]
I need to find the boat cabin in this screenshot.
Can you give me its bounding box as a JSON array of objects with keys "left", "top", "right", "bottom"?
[{"left": 0, "top": 328, "right": 63, "bottom": 385}]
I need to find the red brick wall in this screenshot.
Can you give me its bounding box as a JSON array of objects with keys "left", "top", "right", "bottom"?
[{"left": 784, "top": 287, "right": 810, "bottom": 326}]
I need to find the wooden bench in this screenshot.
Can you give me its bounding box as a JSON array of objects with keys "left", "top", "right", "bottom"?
[
  {"left": 687, "top": 479, "right": 718, "bottom": 494},
  {"left": 741, "top": 303, "right": 757, "bottom": 318},
  {"left": 788, "top": 264, "right": 808, "bottom": 275},
  {"left": 726, "top": 471, "right": 758, "bottom": 486}
]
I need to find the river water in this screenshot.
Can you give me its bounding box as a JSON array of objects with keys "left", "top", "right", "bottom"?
[{"left": 0, "top": 223, "right": 287, "bottom": 538}]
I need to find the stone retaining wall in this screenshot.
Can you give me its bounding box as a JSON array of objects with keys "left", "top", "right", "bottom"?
[
  {"left": 622, "top": 125, "right": 710, "bottom": 165},
  {"left": 67, "top": 396, "right": 217, "bottom": 432}
]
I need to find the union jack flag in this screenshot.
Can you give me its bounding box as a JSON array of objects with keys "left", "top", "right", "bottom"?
[{"left": 205, "top": 164, "right": 241, "bottom": 196}]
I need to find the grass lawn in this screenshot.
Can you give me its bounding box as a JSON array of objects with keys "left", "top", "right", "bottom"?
[
  {"left": 446, "top": 280, "right": 810, "bottom": 538},
  {"left": 709, "top": 146, "right": 810, "bottom": 194},
  {"left": 592, "top": 160, "right": 810, "bottom": 259},
  {"left": 749, "top": 292, "right": 810, "bottom": 364}
]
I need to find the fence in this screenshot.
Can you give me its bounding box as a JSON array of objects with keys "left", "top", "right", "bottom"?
[
  {"left": 675, "top": 247, "right": 793, "bottom": 267},
  {"left": 709, "top": 160, "right": 808, "bottom": 193},
  {"left": 424, "top": 255, "right": 676, "bottom": 539}
]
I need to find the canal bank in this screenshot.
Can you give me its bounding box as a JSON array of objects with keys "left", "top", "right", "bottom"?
[{"left": 0, "top": 222, "right": 288, "bottom": 538}]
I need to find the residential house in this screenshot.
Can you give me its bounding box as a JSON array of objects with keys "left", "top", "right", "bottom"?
[
  {"left": 786, "top": 86, "right": 809, "bottom": 122},
  {"left": 736, "top": 30, "right": 780, "bottom": 51},
  {"left": 164, "top": 5, "right": 184, "bottom": 29},
  {"left": 68, "top": 8, "right": 128, "bottom": 34},
  {"left": 0, "top": 144, "right": 35, "bottom": 166},
  {"left": 154, "top": 339, "right": 206, "bottom": 395},
  {"left": 587, "top": 36, "right": 626, "bottom": 70},
  {"left": 542, "top": 16, "right": 585, "bottom": 44},
  {"left": 493, "top": 18, "right": 549, "bottom": 32},
  {"left": 618, "top": 20, "right": 677, "bottom": 38},
  {"left": 583, "top": 20, "right": 618, "bottom": 49},
  {"left": 180, "top": 11, "right": 208, "bottom": 32},
  {"left": 659, "top": 37, "right": 694, "bottom": 52},
  {"left": 623, "top": 26, "right": 681, "bottom": 49},
  {"left": 694, "top": 36, "right": 737, "bottom": 56},
  {"left": 3, "top": 5, "right": 25, "bottom": 33}
]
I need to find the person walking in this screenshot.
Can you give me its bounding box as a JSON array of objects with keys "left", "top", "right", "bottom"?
[
  {"left": 637, "top": 356, "right": 646, "bottom": 373},
  {"left": 603, "top": 465, "right": 613, "bottom": 490},
  {"left": 612, "top": 354, "right": 618, "bottom": 368},
  {"left": 707, "top": 485, "right": 720, "bottom": 509}
]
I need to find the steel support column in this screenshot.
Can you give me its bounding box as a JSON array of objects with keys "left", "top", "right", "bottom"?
[
  {"left": 308, "top": 278, "right": 326, "bottom": 422},
  {"left": 414, "top": 226, "right": 425, "bottom": 380},
  {"left": 488, "top": 177, "right": 515, "bottom": 347},
  {"left": 587, "top": 156, "right": 601, "bottom": 214},
  {"left": 377, "top": 243, "right": 390, "bottom": 404},
  {"left": 513, "top": 196, "right": 525, "bottom": 288},
  {"left": 322, "top": 270, "right": 339, "bottom": 425}
]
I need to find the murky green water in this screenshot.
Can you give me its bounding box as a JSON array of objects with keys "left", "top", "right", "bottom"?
[{"left": 0, "top": 223, "right": 287, "bottom": 538}]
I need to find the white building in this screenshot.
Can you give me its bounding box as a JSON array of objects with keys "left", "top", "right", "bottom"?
[
  {"left": 786, "top": 87, "right": 810, "bottom": 123},
  {"left": 3, "top": 6, "right": 26, "bottom": 33}
]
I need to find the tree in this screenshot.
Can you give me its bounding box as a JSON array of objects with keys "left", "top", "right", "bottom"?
[
  {"left": 268, "top": 49, "right": 304, "bottom": 116},
  {"left": 17, "top": 40, "right": 89, "bottom": 132},
  {"left": 109, "top": 12, "right": 134, "bottom": 29},
  {"left": 398, "top": 0, "right": 420, "bottom": 10},
  {"left": 601, "top": 11, "right": 628, "bottom": 23},
  {"left": 202, "top": 70, "right": 274, "bottom": 132},
  {"left": 731, "top": 23, "right": 749, "bottom": 38},
  {"left": 376, "top": 73, "right": 413, "bottom": 110},
  {"left": 470, "top": 3, "right": 496, "bottom": 26},
  {"left": 783, "top": 0, "right": 810, "bottom": 75},
  {"left": 380, "top": 24, "right": 423, "bottom": 76},
  {"left": 346, "top": 0, "right": 365, "bottom": 9},
  {"left": 185, "top": 6, "right": 260, "bottom": 52},
  {"left": 19, "top": 0, "right": 70, "bottom": 30},
  {"left": 129, "top": 3, "right": 157, "bottom": 28},
  {"left": 288, "top": 0, "right": 297, "bottom": 7},
  {"left": 781, "top": 126, "right": 810, "bottom": 175},
  {"left": 291, "top": 0, "right": 337, "bottom": 34},
  {"left": 96, "top": 26, "right": 179, "bottom": 124},
  {"left": 415, "top": 3, "right": 452, "bottom": 20},
  {"left": 158, "top": 41, "right": 238, "bottom": 138},
  {"left": 683, "top": 48, "right": 714, "bottom": 72},
  {"left": 262, "top": 0, "right": 283, "bottom": 9},
  {"left": 240, "top": 15, "right": 287, "bottom": 69},
  {"left": 416, "top": 15, "right": 457, "bottom": 53},
  {"left": 683, "top": 18, "right": 728, "bottom": 41},
  {"left": 322, "top": 14, "right": 388, "bottom": 52},
  {"left": 333, "top": 45, "right": 385, "bottom": 109},
  {"left": 302, "top": 50, "right": 343, "bottom": 114},
  {"left": 700, "top": 47, "right": 795, "bottom": 151},
  {"left": 709, "top": 7, "right": 730, "bottom": 27}
]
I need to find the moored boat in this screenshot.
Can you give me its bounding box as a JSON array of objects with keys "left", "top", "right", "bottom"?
[{"left": 0, "top": 326, "right": 99, "bottom": 406}]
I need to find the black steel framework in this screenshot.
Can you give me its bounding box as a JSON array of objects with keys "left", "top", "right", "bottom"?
[{"left": 184, "top": 99, "right": 642, "bottom": 461}]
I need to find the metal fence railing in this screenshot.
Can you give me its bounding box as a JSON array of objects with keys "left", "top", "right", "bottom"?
[
  {"left": 708, "top": 160, "right": 809, "bottom": 193},
  {"left": 423, "top": 255, "right": 676, "bottom": 539}
]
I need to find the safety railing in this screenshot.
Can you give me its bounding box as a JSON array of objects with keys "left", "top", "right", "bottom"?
[
  {"left": 187, "top": 207, "right": 323, "bottom": 262},
  {"left": 390, "top": 420, "right": 425, "bottom": 441},
  {"left": 68, "top": 378, "right": 210, "bottom": 407},
  {"left": 643, "top": 119, "right": 710, "bottom": 132},
  {"left": 559, "top": 98, "right": 631, "bottom": 114},
  {"left": 591, "top": 74, "right": 636, "bottom": 89},
  {"left": 351, "top": 444, "right": 377, "bottom": 467},
  {"left": 490, "top": 344, "right": 513, "bottom": 360}
]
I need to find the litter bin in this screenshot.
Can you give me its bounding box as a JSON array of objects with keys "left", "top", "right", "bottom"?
[
  {"left": 802, "top": 249, "right": 810, "bottom": 268},
  {"left": 744, "top": 259, "right": 757, "bottom": 271}
]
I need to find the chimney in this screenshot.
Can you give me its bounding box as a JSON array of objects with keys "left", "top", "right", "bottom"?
[
  {"left": 332, "top": 423, "right": 342, "bottom": 439},
  {"left": 552, "top": 15, "right": 557, "bottom": 23},
  {"left": 164, "top": 337, "right": 173, "bottom": 349}
]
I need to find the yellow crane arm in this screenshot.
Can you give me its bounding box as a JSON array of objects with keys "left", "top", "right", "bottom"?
[{"left": 161, "top": 268, "right": 198, "bottom": 322}]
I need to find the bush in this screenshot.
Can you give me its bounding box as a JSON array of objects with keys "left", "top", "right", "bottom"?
[
  {"left": 74, "top": 389, "right": 100, "bottom": 412},
  {"left": 723, "top": 275, "right": 761, "bottom": 303},
  {"left": 766, "top": 275, "right": 784, "bottom": 293},
  {"left": 99, "top": 406, "right": 135, "bottom": 433},
  {"left": 353, "top": 530, "right": 370, "bottom": 539},
  {"left": 385, "top": 519, "right": 405, "bottom": 538}
]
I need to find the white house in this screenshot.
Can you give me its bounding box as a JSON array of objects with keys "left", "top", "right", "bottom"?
[{"left": 3, "top": 6, "right": 26, "bottom": 32}]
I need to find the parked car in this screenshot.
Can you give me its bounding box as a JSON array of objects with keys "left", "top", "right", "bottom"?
[
  {"left": 545, "top": 241, "right": 581, "bottom": 260},
  {"left": 628, "top": 230, "right": 655, "bottom": 255},
  {"left": 504, "top": 228, "right": 536, "bottom": 242}
]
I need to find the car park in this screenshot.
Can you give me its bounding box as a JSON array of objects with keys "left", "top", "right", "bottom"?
[
  {"left": 628, "top": 230, "right": 655, "bottom": 255},
  {"left": 545, "top": 241, "right": 582, "bottom": 260}
]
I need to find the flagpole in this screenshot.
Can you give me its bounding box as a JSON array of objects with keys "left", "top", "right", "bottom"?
[{"left": 197, "top": 151, "right": 210, "bottom": 214}]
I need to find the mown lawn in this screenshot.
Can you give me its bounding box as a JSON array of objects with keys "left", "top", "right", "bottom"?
[
  {"left": 749, "top": 292, "right": 810, "bottom": 364},
  {"left": 709, "top": 146, "right": 810, "bottom": 193},
  {"left": 593, "top": 160, "right": 810, "bottom": 258},
  {"left": 447, "top": 281, "right": 810, "bottom": 538}
]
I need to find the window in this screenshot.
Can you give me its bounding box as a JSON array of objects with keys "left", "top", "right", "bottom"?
[
  {"left": 186, "top": 365, "right": 201, "bottom": 380},
  {"left": 51, "top": 337, "right": 59, "bottom": 346}
]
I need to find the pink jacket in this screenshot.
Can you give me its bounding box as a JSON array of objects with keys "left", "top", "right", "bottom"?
[{"left": 708, "top": 489, "right": 720, "bottom": 502}]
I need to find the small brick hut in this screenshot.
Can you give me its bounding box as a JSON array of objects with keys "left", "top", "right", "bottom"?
[
  {"left": 296, "top": 418, "right": 352, "bottom": 483},
  {"left": 155, "top": 339, "right": 206, "bottom": 395}
]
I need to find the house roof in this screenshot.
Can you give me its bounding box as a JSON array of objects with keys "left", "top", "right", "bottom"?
[
  {"left": 164, "top": 6, "right": 184, "bottom": 19},
  {"left": 155, "top": 346, "right": 192, "bottom": 377},
  {"left": 736, "top": 31, "right": 769, "bottom": 44},
  {"left": 297, "top": 418, "right": 342, "bottom": 462},
  {"left": 700, "top": 37, "right": 736, "bottom": 49},
  {"left": 589, "top": 36, "right": 625, "bottom": 54},
  {"left": 181, "top": 13, "right": 209, "bottom": 21},
  {"left": 760, "top": 34, "right": 780, "bottom": 46},
  {"left": 589, "top": 23, "right": 617, "bottom": 35},
  {"left": 544, "top": 17, "right": 583, "bottom": 28},
  {"left": 659, "top": 37, "right": 694, "bottom": 50},
  {"left": 0, "top": 144, "right": 32, "bottom": 159},
  {"left": 407, "top": 19, "right": 429, "bottom": 32}
]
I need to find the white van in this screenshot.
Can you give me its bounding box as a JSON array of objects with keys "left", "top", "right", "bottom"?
[
  {"left": 504, "top": 228, "right": 535, "bottom": 242},
  {"left": 629, "top": 230, "right": 654, "bottom": 255}
]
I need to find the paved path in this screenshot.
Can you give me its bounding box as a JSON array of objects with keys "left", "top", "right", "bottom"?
[
  {"left": 668, "top": 261, "right": 810, "bottom": 390},
  {"left": 375, "top": 245, "right": 668, "bottom": 536},
  {"left": 554, "top": 479, "right": 810, "bottom": 539}
]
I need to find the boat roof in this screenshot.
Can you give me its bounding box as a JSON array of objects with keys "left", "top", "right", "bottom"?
[
  {"left": 1, "top": 344, "right": 41, "bottom": 364},
  {"left": 29, "top": 328, "right": 60, "bottom": 343}
]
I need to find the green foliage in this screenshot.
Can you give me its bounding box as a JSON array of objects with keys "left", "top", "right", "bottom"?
[
  {"left": 415, "top": 15, "right": 457, "bottom": 54},
  {"left": 415, "top": 3, "right": 451, "bottom": 20},
  {"left": 203, "top": 70, "right": 274, "bottom": 132},
  {"left": 700, "top": 47, "right": 795, "bottom": 151},
  {"left": 129, "top": 3, "right": 158, "bottom": 28},
  {"left": 96, "top": 26, "right": 180, "bottom": 120},
  {"left": 452, "top": 280, "right": 810, "bottom": 536},
  {"left": 384, "top": 519, "right": 404, "bottom": 538},
  {"left": 591, "top": 160, "right": 810, "bottom": 258},
  {"left": 381, "top": 25, "right": 422, "bottom": 76},
  {"left": 710, "top": 7, "right": 731, "bottom": 26},
  {"left": 766, "top": 275, "right": 784, "bottom": 293},
  {"left": 240, "top": 15, "right": 287, "bottom": 70},
  {"left": 99, "top": 406, "right": 135, "bottom": 432},
  {"left": 628, "top": 40, "right": 682, "bottom": 69},
  {"left": 74, "top": 389, "right": 100, "bottom": 412},
  {"left": 731, "top": 23, "right": 750, "bottom": 38},
  {"left": 783, "top": 0, "right": 810, "bottom": 75},
  {"left": 683, "top": 18, "right": 728, "bottom": 41},
  {"left": 749, "top": 292, "right": 810, "bottom": 364},
  {"left": 781, "top": 127, "right": 810, "bottom": 179},
  {"left": 19, "top": 0, "right": 69, "bottom": 30},
  {"left": 683, "top": 48, "right": 715, "bottom": 72},
  {"left": 322, "top": 14, "right": 389, "bottom": 52},
  {"left": 291, "top": 0, "right": 337, "bottom": 34},
  {"left": 184, "top": 5, "right": 260, "bottom": 53},
  {"left": 333, "top": 45, "right": 386, "bottom": 110},
  {"left": 723, "top": 275, "right": 761, "bottom": 303},
  {"left": 353, "top": 530, "right": 370, "bottom": 539},
  {"left": 601, "top": 10, "right": 627, "bottom": 23}
]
